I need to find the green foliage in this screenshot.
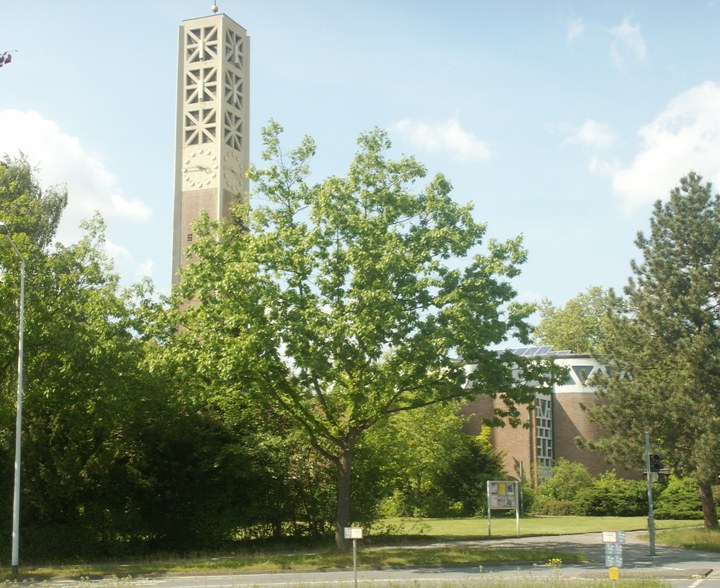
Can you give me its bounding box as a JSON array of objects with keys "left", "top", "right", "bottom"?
[
  {"left": 356, "top": 403, "right": 505, "bottom": 518},
  {"left": 533, "top": 286, "right": 615, "bottom": 354},
  {"left": 531, "top": 496, "right": 576, "bottom": 516},
  {"left": 1, "top": 157, "right": 326, "bottom": 559},
  {"left": 532, "top": 459, "right": 594, "bottom": 515},
  {"left": 0, "top": 153, "right": 67, "bottom": 250},
  {"left": 655, "top": 476, "right": 703, "bottom": 520},
  {"left": 590, "top": 172, "right": 720, "bottom": 527},
  {"left": 534, "top": 461, "right": 646, "bottom": 517},
  {"left": 219, "top": 399, "right": 337, "bottom": 539},
  {"left": 573, "top": 472, "right": 647, "bottom": 516},
  {"left": 5, "top": 215, "right": 262, "bottom": 557},
  {"left": 170, "top": 122, "right": 549, "bottom": 547},
  {"left": 537, "top": 459, "right": 594, "bottom": 502}
]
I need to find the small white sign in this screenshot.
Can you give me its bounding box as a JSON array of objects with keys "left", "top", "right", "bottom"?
[
  {"left": 602, "top": 531, "right": 618, "bottom": 543},
  {"left": 344, "top": 527, "right": 363, "bottom": 539}
]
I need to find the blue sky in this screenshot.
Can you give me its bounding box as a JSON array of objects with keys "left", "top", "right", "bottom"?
[{"left": 2, "top": 1, "right": 720, "bottom": 320}]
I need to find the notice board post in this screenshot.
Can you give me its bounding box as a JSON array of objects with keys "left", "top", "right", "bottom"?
[{"left": 487, "top": 480, "right": 519, "bottom": 536}]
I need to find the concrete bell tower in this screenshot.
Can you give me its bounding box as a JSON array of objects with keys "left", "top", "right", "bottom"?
[{"left": 172, "top": 6, "right": 249, "bottom": 285}]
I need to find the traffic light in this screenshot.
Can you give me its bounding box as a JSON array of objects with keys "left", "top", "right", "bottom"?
[{"left": 649, "top": 454, "right": 664, "bottom": 472}]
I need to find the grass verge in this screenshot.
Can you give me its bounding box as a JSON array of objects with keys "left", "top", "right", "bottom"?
[
  {"left": 655, "top": 526, "right": 720, "bottom": 552},
  {"left": 1, "top": 516, "right": 708, "bottom": 582}
]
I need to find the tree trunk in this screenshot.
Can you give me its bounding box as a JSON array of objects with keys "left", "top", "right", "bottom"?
[
  {"left": 699, "top": 478, "right": 719, "bottom": 529},
  {"left": 334, "top": 437, "right": 356, "bottom": 552}
]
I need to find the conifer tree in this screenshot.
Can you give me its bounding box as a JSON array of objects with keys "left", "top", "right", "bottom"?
[{"left": 592, "top": 172, "right": 720, "bottom": 528}]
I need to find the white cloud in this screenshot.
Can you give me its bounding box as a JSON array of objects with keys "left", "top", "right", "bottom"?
[
  {"left": 0, "top": 110, "right": 153, "bottom": 236},
  {"left": 389, "top": 118, "right": 491, "bottom": 162},
  {"left": 588, "top": 156, "right": 620, "bottom": 177},
  {"left": 602, "top": 82, "right": 720, "bottom": 212},
  {"left": 567, "top": 18, "right": 586, "bottom": 42},
  {"left": 0, "top": 109, "right": 153, "bottom": 280},
  {"left": 609, "top": 19, "right": 647, "bottom": 67},
  {"left": 569, "top": 119, "right": 618, "bottom": 149}
]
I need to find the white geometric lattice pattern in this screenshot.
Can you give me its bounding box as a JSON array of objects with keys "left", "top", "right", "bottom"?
[
  {"left": 185, "top": 67, "right": 218, "bottom": 104},
  {"left": 225, "top": 29, "right": 244, "bottom": 69},
  {"left": 223, "top": 111, "right": 242, "bottom": 151},
  {"left": 224, "top": 70, "right": 243, "bottom": 110},
  {"left": 186, "top": 26, "right": 218, "bottom": 63},
  {"left": 184, "top": 108, "right": 216, "bottom": 145},
  {"left": 535, "top": 393, "right": 553, "bottom": 480}
]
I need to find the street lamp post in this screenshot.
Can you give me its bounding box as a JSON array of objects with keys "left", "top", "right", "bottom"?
[{"left": 0, "top": 222, "right": 25, "bottom": 575}]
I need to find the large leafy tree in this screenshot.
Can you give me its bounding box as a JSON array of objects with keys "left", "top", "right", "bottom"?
[
  {"left": 533, "top": 286, "right": 615, "bottom": 354},
  {"left": 591, "top": 172, "right": 720, "bottom": 528},
  {"left": 171, "top": 122, "right": 548, "bottom": 549},
  {"left": 0, "top": 156, "right": 250, "bottom": 558},
  {"left": 0, "top": 155, "right": 67, "bottom": 400},
  {"left": 0, "top": 155, "right": 69, "bottom": 536}
]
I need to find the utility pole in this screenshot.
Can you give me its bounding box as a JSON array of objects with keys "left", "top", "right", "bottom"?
[
  {"left": 0, "top": 222, "right": 25, "bottom": 574},
  {"left": 645, "top": 432, "right": 656, "bottom": 556}
]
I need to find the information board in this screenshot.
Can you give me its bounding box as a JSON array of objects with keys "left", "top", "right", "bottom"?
[
  {"left": 488, "top": 481, "right": 518, "bottom": 509},
  {"left": 486, "top": 480, "right": 520, "bottom": 536}
]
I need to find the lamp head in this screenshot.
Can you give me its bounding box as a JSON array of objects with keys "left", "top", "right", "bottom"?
[{"left": 0, "top": 222, "right": 8, "bottom": 235}]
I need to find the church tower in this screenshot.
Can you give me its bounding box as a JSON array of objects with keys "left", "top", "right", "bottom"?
[{"left": 172, "top": 7, "right": 249, "bottom": 284}]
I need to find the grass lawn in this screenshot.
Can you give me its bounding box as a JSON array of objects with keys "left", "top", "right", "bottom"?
[
  {"left": 370, "top": 515, "right": 700, "bottom": 541},
  {"left": 2, "top": 516, "right": 710, "bottom": 582}
]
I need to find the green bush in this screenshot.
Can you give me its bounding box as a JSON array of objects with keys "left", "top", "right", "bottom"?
[
  {"left": 531, "top": 459, "right": 594, "bottom": 515},
  {"left": 536, "top": 459, "right": 594, "bottom": 501},
  {"left": 574, "top": 471, "right": 647, "bottom": 516},
  {"left": 520, "top": 484, "right": 535, "bottom": 514},
  {"left": 655, "top": 476, "right": 702, "bottom": 520},
  {"left": 531, "top": 495, "right": 576, "bottom": 515}
]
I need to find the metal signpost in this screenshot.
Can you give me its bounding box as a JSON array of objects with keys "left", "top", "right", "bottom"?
[
  {"left": 344, "top": 527, "right": 363, "bottom": 588},
  {"left": 486, "top": 480, "right": 519, "bottom": 536},
  {"left": 602, "top": 530, "right": 626, "bottom": 587},
  {"left": 645, "top": 432, "right": 657, "bottom": 556}
]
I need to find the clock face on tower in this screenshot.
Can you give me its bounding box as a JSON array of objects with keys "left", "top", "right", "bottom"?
[
  {"left": 223, "top": 150, "right": 242, "bottom": 193},
  {"left": 182, "top": 149, "right": 218, "bottom": 189}
]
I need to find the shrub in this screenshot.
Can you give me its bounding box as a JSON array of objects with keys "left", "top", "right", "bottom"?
[
  {"left": 531, "top": 496, "right": 576, "bottom": 515},
  {"left": 655, "top": 476, "right": 702, "bottom": 520},
  {"left": 520, "top": 484, "right": 535, "bottom": 514},
  {"left": 536, "top": 459, "right": 594, "bottom": 501},
  {"left": 531, "top": 459, "right": 594, "bottom": 514},
  {"left": 574, "top": 471, "right": 647, "bottom": 516}
]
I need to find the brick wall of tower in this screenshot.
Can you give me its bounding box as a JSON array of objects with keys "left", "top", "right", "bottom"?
[{"left": 178, "top": 187, "right": 217, "bottom": 271}]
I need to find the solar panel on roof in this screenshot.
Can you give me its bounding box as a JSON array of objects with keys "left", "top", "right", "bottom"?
[{"left": 508, "top": 346, "right": 577, "bottom": 357}]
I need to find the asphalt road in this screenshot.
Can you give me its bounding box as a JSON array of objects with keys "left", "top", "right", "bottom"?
[{"left": 39, "top": 531, "right": 720, "bottom": 587}]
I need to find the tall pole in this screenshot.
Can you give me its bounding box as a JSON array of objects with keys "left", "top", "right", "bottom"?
[
  {"left": 1, "top": 223, "right": 25, "bottom": 575},
  {"left": 645, "top": 432, "right": 656, "bottom": 557}
]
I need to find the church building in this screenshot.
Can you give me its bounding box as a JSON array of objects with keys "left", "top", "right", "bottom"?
[
  {"left": 462, "top": 348, "right": 615, "bottom": 488},
  {"left": 172, "top": 6, "right": 250, "bottom": 284}
]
